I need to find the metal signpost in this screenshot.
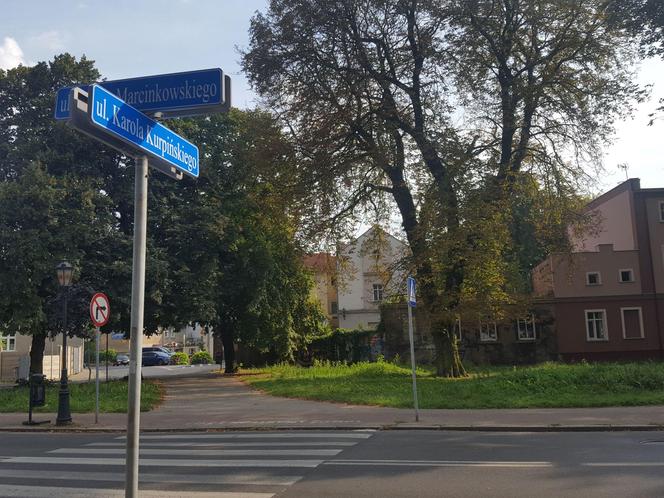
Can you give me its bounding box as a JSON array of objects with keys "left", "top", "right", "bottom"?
[
  {"left": 407, "top": 276, "right": 420, "bottom": 422},
  {"left": 58, "top": 70, "right": 230, "bottom": 498},
  {"left": 89, "top": 292, "right": 110, "bottom": 424}
]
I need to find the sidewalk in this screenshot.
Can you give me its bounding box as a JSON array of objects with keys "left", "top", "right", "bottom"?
[{"left": 1, "top": 373, "right": 664, "bottom": 432}]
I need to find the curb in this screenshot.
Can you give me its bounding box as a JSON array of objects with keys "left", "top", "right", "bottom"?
[{"left": 1, "top": 424, "right": 663, "bottom": 433}]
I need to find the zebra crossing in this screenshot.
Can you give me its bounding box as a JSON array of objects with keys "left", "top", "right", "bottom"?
[{"left": 0, "top": 431, "right": 374, "bottom": 497}]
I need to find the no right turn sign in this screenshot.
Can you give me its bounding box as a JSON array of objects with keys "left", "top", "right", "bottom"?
[{"left": 90, "top": 293, "right": 110, "bottom": 327}]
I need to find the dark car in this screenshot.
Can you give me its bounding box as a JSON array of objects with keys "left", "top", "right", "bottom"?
[
  {"left": 114, "top": 353, "right": 130, "bottom": 366},
  {"left": 143, "top": 346, "right": 174, "bottom": 357},
  {"left": 141, "top": 350, "right": 170, "bottom": 366}
]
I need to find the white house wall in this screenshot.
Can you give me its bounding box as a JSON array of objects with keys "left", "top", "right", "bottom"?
[{"left": 338, "top": 227, "right": 408, "bottom": 330}]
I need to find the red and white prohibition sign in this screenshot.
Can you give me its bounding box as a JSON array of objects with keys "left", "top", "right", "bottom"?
[{"left": 90, "top": 292, "right": 110, "bottom": 327}]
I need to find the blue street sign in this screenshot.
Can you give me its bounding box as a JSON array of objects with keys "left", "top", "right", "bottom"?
[
  {"left": 54, "top": 68, "right": 227, "bottom": 120},
  {"left": 407, "top": 277, "right": 416, "bottom": 307},
  {"left": 88, "top": 85, "right": 199, "bottom": 178}
]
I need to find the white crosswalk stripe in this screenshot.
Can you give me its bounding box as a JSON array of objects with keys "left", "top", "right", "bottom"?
[
  {"left": 49, "top": 447, "right": 343, "bottom": 456},
  {"left": 0, "top": 431, "right": 371, "bottom": 497},
  {"left": 85, "top": 441, "right": 359, "bottom": 447},
  {"left": 116, "top": 431, "right": 374, "bottom": 439},
  {"left": 0, "top": 486, "right": 271, "bottom": 498}
]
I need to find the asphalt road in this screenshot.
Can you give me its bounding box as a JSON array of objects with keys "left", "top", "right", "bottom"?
[{"left": 1, "top": 430, "right": 664, "bottom": 497}]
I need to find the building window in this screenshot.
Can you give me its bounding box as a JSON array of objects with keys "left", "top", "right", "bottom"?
[
  {"left": 585, "top": 310, "right": 608, "bottom": 341},
  {"left": 659, "top": 201, "right": 664, "bottom": 222},
  {"left": 0, "top": 333, "right": 16, "bottom": 352},
  {"left": 619, "top": 269, "right": 634, "bottom": 283},
  {"left": 516, "top": 316, "right": 536, "bottom": 341},
  {"left": 586, "top": 272, "right": 601, "bottom": 286},
  {"left": 479, "top": 321, "right": 498, "bottom": 342},
  {"left": 621, "top": 307, "right": 644, "bottom": 339},
  {"left": 330, "top": 301, "right": 338, "bottom": 315},
  {"left": 372, "top": 284, "right": 384, "bottom": 302}
]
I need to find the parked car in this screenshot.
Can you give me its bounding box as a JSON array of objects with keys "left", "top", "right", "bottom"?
[
  {"left": 114, "top": 353, "right": 130, "bottom": 366},
  {"left": 143, "top": 346, "right": 174, "bottom": 357},
  {"left": 141, "top": 351, "right": 171, "bottom": 366}
]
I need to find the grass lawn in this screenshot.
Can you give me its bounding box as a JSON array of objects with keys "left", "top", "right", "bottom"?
[
  {"left": 0, "top": 379, "right": 163, "bottom": 413},
  {"left": 241, "top": 361, "right": 664, "bottom": 409}
]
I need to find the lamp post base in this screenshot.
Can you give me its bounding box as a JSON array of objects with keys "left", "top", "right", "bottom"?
[{"left": 56, "top": 368, "right": 72, "bottom": 425}]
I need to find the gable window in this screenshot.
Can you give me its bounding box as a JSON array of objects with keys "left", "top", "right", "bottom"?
[
  {"left": 516, "top": 316, "right": 536, "bottom": 341},
  {"left": 585, "top": 310, "right": 608, "bottom": 341},
  {"left": 0, "top": 333, "right": 16, "bottom": 352},
  {"left": 621, "top": 307, "right": 644, "bottom": 339},
  {"left": 372, "top": 284, "right": 384, "bottom": 302},
  {"left": 479, "top": 321, "right": 498, "bottom": 342},
  {"left": 619, "top": 269, "right": 634, "bottom": 283},
  {"left": 659, "top": 201, "right": 664, "bottom": 222},
  {"left": 586, "top": 272, "right": 601, "bottom": 286}
]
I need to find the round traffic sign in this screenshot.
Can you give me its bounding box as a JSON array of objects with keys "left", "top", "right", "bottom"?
[{"left": 90, "top": 292, "right": 110, "bottom": 327}]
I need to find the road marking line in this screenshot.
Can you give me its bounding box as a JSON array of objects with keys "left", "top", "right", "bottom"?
[
  {"left": 5, "top": 456, "right": 323, "bottom": 468},
  {"left": 583, "top": 462, "right": 664, "bottom": 467},
  {"left": 0, "top": 486, "right": 273, "bottom": 498},
  {"left": 114, "top": 433, "right": 372, "bottom": 440},
  {"left": 86, "top": 441, "right": 358, "bottom": 447},
  {"left": 51, "top": 448, "right": 342, "bottom": 457},
  {"left": 0, "top": 469, "right": 302, "bottom": 486},
  {"left": 324, "top": 459, "right": 553, "bottom": 468}
]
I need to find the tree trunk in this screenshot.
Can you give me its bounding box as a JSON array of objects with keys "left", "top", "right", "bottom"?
[
  {"left": 431, "top": 321, "right": 466, "bottom": 378},
  {"left": 220, "top": 328, "right": 236, "bottom": 374},
  {"left": 29, "top": 333, "right": 46, "bottom": 375}
]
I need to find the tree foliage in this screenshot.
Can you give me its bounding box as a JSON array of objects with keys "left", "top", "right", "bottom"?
[
  {"left": 0, "top": 55, "right": 324, "bottom": 375},
  {"left": 157, "top": 110, "right": 330, "bottom": 371}
]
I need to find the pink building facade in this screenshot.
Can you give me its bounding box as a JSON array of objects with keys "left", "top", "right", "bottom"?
[{"left": 533, "top": 179, "right": 664, "bottom": 361}]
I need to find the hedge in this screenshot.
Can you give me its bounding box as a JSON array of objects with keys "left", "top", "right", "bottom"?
[
  {"left": 191, "top": 351, "right": 213, "bottom": 364},
  {"left": 170, "top": 352, "right": 189, "bottom": 365}
]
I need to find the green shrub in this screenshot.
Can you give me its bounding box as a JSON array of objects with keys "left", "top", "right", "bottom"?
[
  {"left": 307, "top": 328, "right": 374, "bottom": 363},
  {"left": 99, "top": 349, "right": 117, "bottom": 363},
  {"left": 190, "top": 351, "right": 213, "bottom": 365},
  {"left": 170, "top": 352, "right": 189, "bottom": 365}
]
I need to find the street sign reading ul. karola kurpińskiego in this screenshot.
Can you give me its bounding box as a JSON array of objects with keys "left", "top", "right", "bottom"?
[
  {"left": 73, "top": 84, "right": 199, "bottom": 179},
  {"left": 54, "top": 68, "right": 229, "bottom": 120}
]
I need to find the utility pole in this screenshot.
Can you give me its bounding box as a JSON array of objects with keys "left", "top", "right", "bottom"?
[{"left": 125, "top": 156, "right": 148, "bottom": 498}]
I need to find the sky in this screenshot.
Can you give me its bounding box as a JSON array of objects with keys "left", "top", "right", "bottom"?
[{"left": 1, "top": 0, "right": 663, "bottom": 196}]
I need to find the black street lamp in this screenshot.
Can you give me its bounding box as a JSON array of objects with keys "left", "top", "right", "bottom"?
[{"left": 55, "top": 261, "right": 73, "bottom": 426}]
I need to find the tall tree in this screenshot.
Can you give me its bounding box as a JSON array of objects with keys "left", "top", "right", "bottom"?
[
  {"left": 0, "top": 163, "right": 114, "bottom": 372},
  {"left": 243, "top": 0, "right": 644, "bottom": 375},
  {"left": 152, "top": 110, "right": 329, "bottom": 372},
  {"left": 0, "top": 55, "right": 132, "bottom": 373}
]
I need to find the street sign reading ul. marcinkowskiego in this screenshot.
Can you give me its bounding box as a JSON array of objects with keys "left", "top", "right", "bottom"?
[
  {"left": 88, "top": 84, "right": 199, "bottom": 178},
  {"left": 54, "top": 68, "right": 226, "bottom": 120}
]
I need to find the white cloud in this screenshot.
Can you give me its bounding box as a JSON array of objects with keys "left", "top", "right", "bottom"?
[{"left": 0, "top": 37, "right": 25, "bottom": 70}]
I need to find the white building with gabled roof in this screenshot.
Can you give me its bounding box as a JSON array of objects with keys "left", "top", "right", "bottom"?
[{"left": 337, "top": 226, "right": 409, "bottom": 330}]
